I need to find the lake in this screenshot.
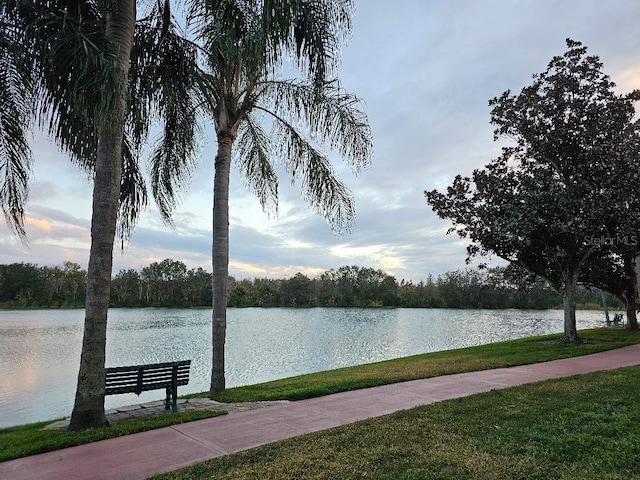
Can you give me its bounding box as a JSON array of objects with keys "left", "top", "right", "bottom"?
[{"left": 0, "top": 307, "right": 610, "bottom": 428}]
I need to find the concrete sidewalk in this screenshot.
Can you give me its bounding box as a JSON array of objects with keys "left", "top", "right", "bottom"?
[{"left": 2, "top": 344, "right": 640, "bottom": 480}]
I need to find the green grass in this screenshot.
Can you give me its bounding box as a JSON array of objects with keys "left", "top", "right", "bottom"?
[
  {"left": 1, "top": 327, "right": 638, "bottom": 467},
  {"left": 207, "top": 327, "right": 640, "bottom": 402},
  {"left": 0, "top": 410, "right": 226, "bottom": 462},
  {"left": 153, "top": 366, "right": 640, "bottom": 480}
]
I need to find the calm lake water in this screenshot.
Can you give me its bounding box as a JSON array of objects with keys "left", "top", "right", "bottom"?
[{"left": 0, "top": 307, "right": 610, "bottom": 428}]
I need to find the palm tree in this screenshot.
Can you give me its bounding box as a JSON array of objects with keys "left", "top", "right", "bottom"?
[
  {"left": 59, "top": 0, "right": 204, "bottom": 430},
  {"left": 151, "top": 0, "right": 373, "bottom": 393},
  {"left": 1, "top": 0, "right": 137, "bottom": 429},
  {"left": 1, "top": 0, "right": 198, "bottom": 430},
  {"left": 68, "top": 0, "right": 137, "bottom": 431}
]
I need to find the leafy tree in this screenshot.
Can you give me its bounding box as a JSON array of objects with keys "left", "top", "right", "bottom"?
[
  {"left": 426, "top": 40, "right": 640, "bottom": 342},
  {"left": 61, "top": 261, "right": 87, "bottom": 305},
  {"left": 185, "top": 267, "right": 213, "bottom": 306},
  {"left": 379, "top": 275, "right": 399, "bottom": 307},
  {"left": 398, "top": 276, "right": 443, "bottom": 308},
  {"left": 0, "top": 262, "right": 42, "bottom": 305},
  {"left": 280, "top": 272, "right": 314, "bottom": 306},
  {"left": 141, "top": 258, "right": 189, "bottom": 306},
  {"left": 39, "top": 261, "right": 86, "bottom": 306},
  {"left": 111, "top": 268, "right": 143, "bottom": 307},
  {"left": 253, "top": 278, "right": 281, "bottom": 306},
  {"left": 151, "top": 0, "right": 373, "bottom": 393}
]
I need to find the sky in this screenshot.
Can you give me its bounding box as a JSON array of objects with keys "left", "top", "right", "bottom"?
[{"left": 2, "top": 0, "right": 640, "bottom": 283}]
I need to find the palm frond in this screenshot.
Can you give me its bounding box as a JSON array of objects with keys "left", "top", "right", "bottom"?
[
  {"left": 14, "top": 1, "right": 116, "bottom": 168},
  {"left": 133, "top": 1, "right": 204, "bottom": 225},
  {"left": 287, "top": 0, "right": 353, "bottom": 88},
  {"left": 269, "top": 110, "right": 355, "bottom": 232},
  {"left": 266, "top": 78, "right": 373, "bottom": 171},
  {"left": 0, "top": 2, "right": 36, "bottom": 238},
  {"left": 117, "top": 134, "right": 148, "bottom": 244},
  {"left": 254, "top": 0, "right": 353, "bottom": 87},
  {"left": 235, "top": 114, "right": 278, "bottom": 213},
  {"left": 0, "top": 77, "right": 32, "bottom": 238},
  {"left": 148, "top": 95, "right": 202, "bottom": 224},
  {"left": 130, "top": 0, "right": 202, "bottom": 151}
]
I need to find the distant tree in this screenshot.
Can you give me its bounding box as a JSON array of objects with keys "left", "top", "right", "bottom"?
[
  {"left": 227, "top": 277, "right": 254, "bottom": 307},
  {"left": 61, "top": 261, "right": 87, "bottom": 306},
  {"left": 253, "top": 278, "right": 281, "bottom": 307},
  {"left": 426, "top": 40, "right": 640, "bottom": 342},
  {"left": 141, "top": 258, "right": 188, "bottom": 306},
  {"left": 497, "top": 264, "right": 561, "bottom": 310},
  {"left": 185, "top": 267, "right": 212, "bottom": 306},
  {"left": 281, "top": 273, "right": 313, "bottom": 306},
  {"left": 111, "top": 269, "right": 143, "bottom": 307},
  {"left": 354, "top": 267, "right": 393, "bottom": 306},
  {"left": 437, "top": 269, "right": 487, "bottom": 308},
  {"left": 0, "top": 263, "right": 42, "bottom": 306},
  {"left": 39, "top": 262, "right": 85, "bottom": 306},
  {"left": 379, "top": 275, "right": 399, "bottom": 306}
]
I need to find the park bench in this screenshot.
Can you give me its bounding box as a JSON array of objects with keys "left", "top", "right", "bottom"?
[
  {"left": 606, "top": 313, "right": 624, "bottom": 327},
  {"left": 105, "top": 360, "right": 191, "bottom": 413}
]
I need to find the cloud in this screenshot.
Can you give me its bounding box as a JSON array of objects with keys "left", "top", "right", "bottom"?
[{"left": 3, "top": 0, "right": 640, "bottom": 283}]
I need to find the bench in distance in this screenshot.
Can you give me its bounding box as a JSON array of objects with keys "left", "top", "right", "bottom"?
[{"left": 104, "top": 360, "right": 191, "bottom": 413}]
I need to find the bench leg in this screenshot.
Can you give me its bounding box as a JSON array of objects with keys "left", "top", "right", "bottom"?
[
  {"left": 165, "top": 387, "right": 171, "bottom": 411},
  {"left": 171, "top": 382, "right": 178, "bottom": 413},
  {"left": 165, "top": 386, "right": 178, "bottom": 412}
]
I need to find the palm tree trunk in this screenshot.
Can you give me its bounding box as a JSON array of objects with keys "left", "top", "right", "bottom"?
[
  {"left": 68, "top": 0, "right": 135, "bottom": 431},
  {"left": 211, "top": 132, "right": 234, "bottom": 393}
]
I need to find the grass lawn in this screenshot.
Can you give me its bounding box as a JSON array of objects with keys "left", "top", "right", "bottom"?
[
  {"left": 1, "top": 327, "right": 639, "bottom": 468},
  {"left": 153, "top": 366, "right": 640, "bottom": 479},
  {"left": 0, "top": 410, "right": 226, "bottom": 463}
]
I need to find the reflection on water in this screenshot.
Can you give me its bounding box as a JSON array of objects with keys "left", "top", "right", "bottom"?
[{"left": 0, "top": 307, "right": 609, "bottom": 428}]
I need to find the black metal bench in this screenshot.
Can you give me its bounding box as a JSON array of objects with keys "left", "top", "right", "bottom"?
[
  {"left": 606, "top": 313, "right": 624, "bottom": 327},
  {"left": 105, "top": 360, "right": 191, "bottom": 413}
]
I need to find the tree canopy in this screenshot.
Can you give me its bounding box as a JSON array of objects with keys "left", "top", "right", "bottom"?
[{"left": 426, "top": 39, "right": 640, "bottom": 342}]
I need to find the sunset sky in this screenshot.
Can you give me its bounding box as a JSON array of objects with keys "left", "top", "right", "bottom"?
[{"left": 2, "top": 0, "right": 639, "bottom": 282}]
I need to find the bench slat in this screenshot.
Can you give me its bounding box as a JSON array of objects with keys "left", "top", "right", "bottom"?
[
  {"left": 105, "top": 360, "right": 190, "bottom": 373},
  {"left": 105, "top": 369, "right": 190, "bottom": 382}
]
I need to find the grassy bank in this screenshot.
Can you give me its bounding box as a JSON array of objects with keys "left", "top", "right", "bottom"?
[
  {"left": 1, "top": 327, "right": 638, "bottom": 465},
  {"left": 209, "top": 327, "right": 639, "bottom": 402}
]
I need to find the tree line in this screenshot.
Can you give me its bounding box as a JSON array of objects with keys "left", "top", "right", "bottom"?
[{"left": 0, "top": 259, "right": 623, "bottom": 310}]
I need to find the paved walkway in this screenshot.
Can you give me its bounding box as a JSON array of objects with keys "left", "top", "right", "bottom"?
[{"left": 2, "top": 344, "right": 640, "bottom": 480}]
